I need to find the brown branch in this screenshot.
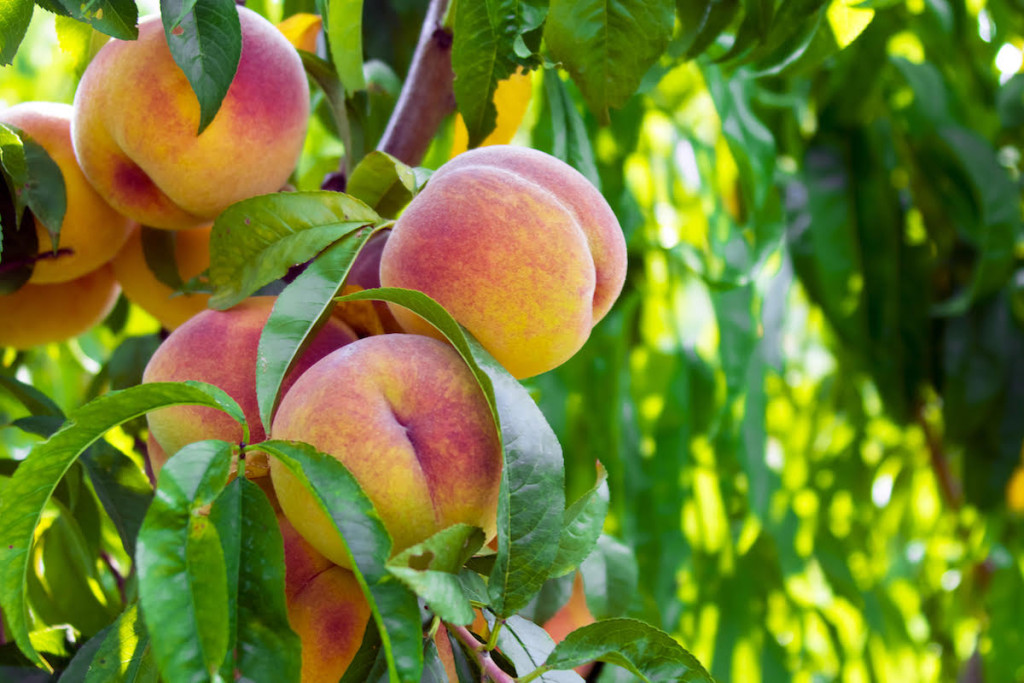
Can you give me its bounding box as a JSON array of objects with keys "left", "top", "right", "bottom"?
[
  {"left": 376, "top": 0, "right": 455, "bottom": 167},
  {"left": 449, "top": 623, "right": 517, "bottom": 683}
]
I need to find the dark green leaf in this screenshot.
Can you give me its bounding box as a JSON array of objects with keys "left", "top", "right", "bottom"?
[
  {"left": 327, "top": 0, "right": 366, "bottom": 94},
  {"left": 259, "top": 439, "right": 423, "bottom": 683},
  {"left": 338, "top": 621, "right": 384, "bottom": 683},
  {"left": 0, "top": 197, "right": 35, "bottom": 294},
  {"left": 542, "top": 619, "right": 712, "bottom": 681},
  {"left": 136, "top": 440, "right": 233, "bottom": 682},
  {"left": 534, "top": 70, "right": 600, "bottom": 188},
  {"left": 43, "top": 0, "right": 138, "bottom": 40},
  {"left": 0, "top": 373, "right": 63, "bottom": 419},
  {"left": 345, "top": 151, "right": 420, "bottom": 218},
  {"left": 160, "top": 0, "right": 241, "bottom": 134},
  {"left": 59, "top": 603, "right": 158, "bottom": 683},
  {"left": 452, "top": 0, "right": 520, "bottom": 147},
  {"left": 105, "top": 335, "right": 162, "bottom": 391},
  {"left": 387, "top": 525, "right": 485, "bottom": 624},
  {"left": 675, "top": 0, "right": 740, "bottom": 59},
  {"left": 0, "top": 0, "right": 33, "bottom": 66},
  {"left": 19, "top": 134, "right": 66, "bottom": 252},
  {"left": 544, "top": 0, "right": 675, "bottom": 121},
  {"left": 234, "top": 477, "right": 302, "bottom": 681},
  {"left": 549, "top": 463, "right": 608, "bottom": 578},
  {"left": 79, "top": 440, "right": 153, "bottom": 558},
  {"left": 337, "top": 288, "right": 566, "bottom": 615},
  {"left": 255, "top": 225, "right": 378, "bottom": 433},
  {"left": 0, "top": 381, "right": 245, "bottom": 669},
  {"left": 208, "top": 191, "right": 379, "bottom": 310},
  {"left": 140, "top": 227, "right": 185, "bottom": 292},
  {"left": 579, "top": 535, "right": 638, "bottom": 619}
]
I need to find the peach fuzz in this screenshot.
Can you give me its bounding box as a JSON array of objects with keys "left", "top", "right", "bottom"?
[
  {"left": 279, "top": 514, "right": 370, "bottom": 683},
  {"left": 269, "top": 334, "right": 502, "bottom": 569},
  {"left": 111, "top": 224, "right": 212, "bottom": 330},
  {"left": 71, "top": 7, "right": 309, "bottom": 230},
  {"left": 142, "top": 297, "right": 357, "bottom": 476},
  {"left": 0, "top": 264, "right": 120, "bottom": 349},
  {"left": 0, "top": 103, "right": 132, "bottom": 284},
  {"left": 379, "top": 145, "right": 626, "bottom": 379}
]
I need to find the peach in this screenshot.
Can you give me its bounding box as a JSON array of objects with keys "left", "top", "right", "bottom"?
[
  {"left": 71, "top": 7, "right": 310, "bottom": 230},
  {"left": 279, "top": 514, "right": 370, "bottom": 683},
  {"left": 111, "top": 223, "right": 212, "bottom": 330},
  {"left": 0, "top": 264, "right": 120, "bottom": 349},
  {"left": 142, "top": 297, "right": 357, "bottom": 476},
  {"left": 542, "top": 572, "right": 595, "bottom": 676},
  {"left": 0, "top": 102, "right": 133, "bottom": 284},
  {"left": 269, "top": 334, "right": 502, "bottom": 569},
  {"left": 379, "top": 145, "right": 627, "bottom": 379}
]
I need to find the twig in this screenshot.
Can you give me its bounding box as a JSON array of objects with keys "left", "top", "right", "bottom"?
[
  {"left": 915, "top": 402, "right": 962, "bottom": 510},
  {"left": 449, "top": 623, "right": 517, "bottom": 683},
  {"left": 376, "top": 0, "right": 455, "bottom": 166}
]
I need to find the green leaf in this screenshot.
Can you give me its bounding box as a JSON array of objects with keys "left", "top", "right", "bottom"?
[
  {"left": 338, "top": 622, "right": 384, "bottom": 683},
  {"left": 0, "top": 381, "right": 245, "bottom": 670},
  {"left": 541, "top": 619, "right": 712, "bottom": 681},
  {"left": 160, "top": 0, "right": 242, "bottom": 134},
  {"left": 675, "top": 0, "right": 740, "bottom": 59},
  {"left": 140, "top": 227, "right": 185, "bottom": 292},
  {"left": 452, "top": 0, "right": 520, "bottom": 147},
  {"left": 345, "top": 151, "right": 420, "bottom": 218},
  {"left": 42, "top": 0, "right": 139, "bottom": 40},
  {"left": 0, "top": 373, "right": 64, "bottom": 419},
  {"left": 255, "top": 225, "right": 378, "bottom": 433},
  {"left": 234, "top": 477, "right": 302, "bottom": 681},
  {"left": 534, "top": 70, "right": 600, "bottom": 188},
  {"left": 59, "top": 603, "right": 158, "bottom": 683},
  {"left": 579, "top": 535, "right": 638, "bottom": 619},
  {"left": 136, "top": 440, "right": 234, "bottom": 682},
  {"left": 79, "top": 440, "right": 153, "bottom": 558},
  {"left": 549, "top": 464, "right": 608, "bottom": 578},
  {"left": 544, "top": 0, "right": 675, "bottom": 121},
  {"left": 0, "top": 183, "right": 34, "bottom": 293},
  {"left": 497, "top": 615, "right": 584, "bottom": 682},
  {"left": 208, "top": 191, "right": 380, "bottom": 310},
  {"left": 386, "top": 524, "right": 485, "bottom": 625},
  {"left": 0, "top": 0, "right": 33, "bottom": 66},
  {"left": 258, "top": 439, "right": 423, "bottom": 683},
  {"left": 327, "top": 0, "right": 366, "bottom": 94},
  {"left": 19, "top": 134, "right": 66, "bottom": 252},
  {"left": 337, "top": 288, "right": 566, "bottom": 615}
]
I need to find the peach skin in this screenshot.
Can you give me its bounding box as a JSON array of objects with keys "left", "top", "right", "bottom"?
[
  {"left": 379, "top": 145, "right": 626, "bottom": 379},
  {"left": 71, "top": 7, "right": 310, "bottom": 229},
  {"left": 111, "top": 224, "right": 212, "bottom": 330},
  {"left": 0, "top": 102, "right": 132, "bottom": 284},
  {"left": 269, "top": 334, "right": 502, "bottom": 570},
  {"left": 142, "top": 296, "right": 357, "bottom": 477},
  {"left": 0, "top": 264, "right": 120, "bottom": 349}
]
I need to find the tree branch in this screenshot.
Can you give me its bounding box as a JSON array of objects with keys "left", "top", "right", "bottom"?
[
  {"left": 449, "top": 623, "right": 517, "bottom": 683},
  {"left": 376, "top": 0, "right": 455, "bottom": 167}
]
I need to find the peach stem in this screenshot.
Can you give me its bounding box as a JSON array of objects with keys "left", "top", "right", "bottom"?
[{"left": 449, "top": 622, "right": 518, "bottom": 683}]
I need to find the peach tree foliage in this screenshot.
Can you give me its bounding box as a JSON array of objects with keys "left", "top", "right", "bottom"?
[{"left": 3, "top": 0, "right": 1024, "bottom": 682}]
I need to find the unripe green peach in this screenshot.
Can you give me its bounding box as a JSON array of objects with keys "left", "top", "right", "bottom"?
[
  {"left": 71, "top": 7, "right": 310, "bottom": 229},
  {"left": 269, "top": 334, "right": 502, "bottom": 569},
  {"left": 379, "top": 145, "right": 627, "bottom": 379},
  {"left": 0, "top": 102, "right": 133, "bottom": 284},
  {"left": 142, "top": 297, "right": 357, "bottom": 477}
]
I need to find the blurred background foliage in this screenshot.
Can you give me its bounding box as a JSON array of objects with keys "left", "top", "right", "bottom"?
[{"left": 3, "top": 0, "right": 1024, "bottom": 680}]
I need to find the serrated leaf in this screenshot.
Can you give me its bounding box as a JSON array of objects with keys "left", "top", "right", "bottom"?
[
  {"left": 208, "top": 191, "right": 380, "bottom": 310},
  {"left": 337, "top": 288, "right": 565, "bottom": 615},
  {"left": 136, "top": 440, "right": 234, "bottom": 682},
  {"left": 255, "top": 225, "right": 378, "bottom": 433},
  {"left": 544, "top": 0, "right": 675, "bottom": 121},
  {"left": 346, "top": 151, "right": 420, "bottom": 218},
  {"left": 386, "top": 525, "right": 485, "bottom": 625},
  {"left": 161, "top": 0, "right": 241, "bottom": 134},
  {"left": 234, "top": 478, "right": 302, "bottom": 681},
  {"left": 327, "top": 0, "right": 366, "bottom": 94},
  {"left": 542, "top": 619, "right": 712, "bottom": 681},
  {"left": 0, "top": 0, "right": 33, "bottom": 66},
  {"left": 0, "top": 382, "right": 245, "bottom": 670},
  {"left": 548, "top": 464, "right": 608, "bottom": 578},
  {"left": 452, "top": 0, "right": 521, "bottom": 147},
  {"left": 259, "top": 440, "right": 423, "bottom": 683}
]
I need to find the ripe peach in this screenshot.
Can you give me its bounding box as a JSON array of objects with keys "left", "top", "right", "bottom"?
[
  {"left": 71, "top": 7, "right": 310, "bottom": 230},
  {"left": 0, "top": 264, "right": 120, "bottom": 349},
  {"left": 378, "top": 145, "right": 626, "bottom": 379},
  {"left": 269, "top": 334, "right": 502, "bottom": 569},
  {"left": 0, "top": 102, "right": 132, "bottom": 284},
  {"left": 543, "top": 573, "right": 595, "bottom": 676},
  {"left": 279, "top": 514, "right": 370, "bottom": 683},
  {"left": 111, "top": 224, "right": 212, "bottom": 330},
  {"left": 142, "top": 297, "right": 357, "bottom": 476}
]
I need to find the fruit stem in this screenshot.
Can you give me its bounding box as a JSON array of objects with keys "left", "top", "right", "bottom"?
[{"left": 376, "top": 0, "right": 455, "bottom": 166}]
